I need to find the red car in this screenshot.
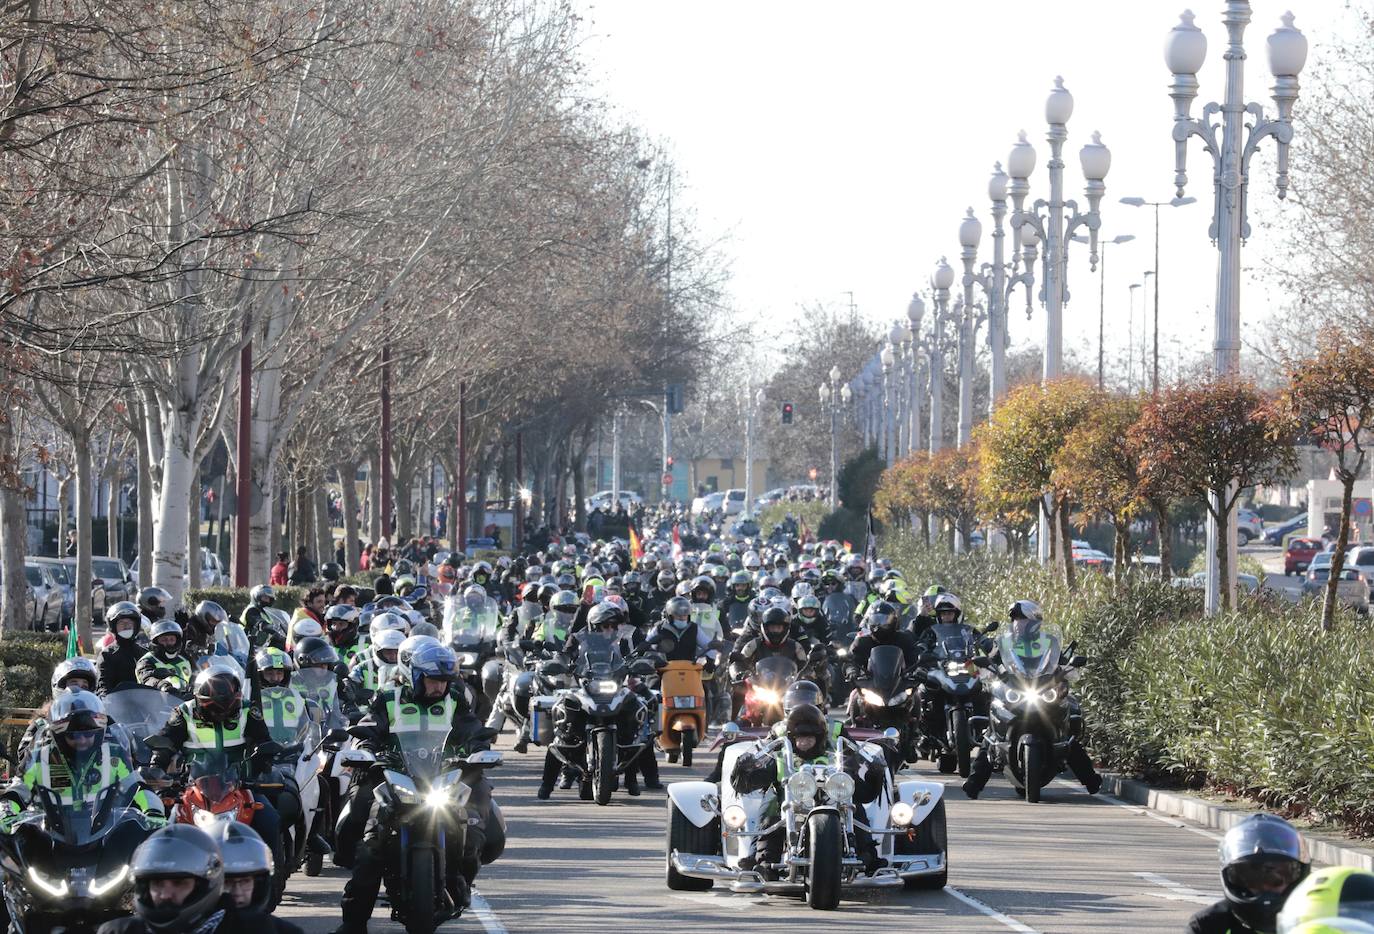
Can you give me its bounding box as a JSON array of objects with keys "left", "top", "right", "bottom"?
[{"left": 1285, "top": 537, "right": 1323, "bottom": 575}]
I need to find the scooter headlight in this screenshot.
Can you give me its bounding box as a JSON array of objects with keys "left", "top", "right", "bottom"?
[
  {"left": 722, "top": 804, "right": 748, "bottom": 830},
  {"left": 890, "top": 801, "right": 914, "bottom": 827}
]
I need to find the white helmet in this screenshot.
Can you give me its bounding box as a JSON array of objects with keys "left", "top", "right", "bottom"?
[
  {"left": 290, "top": 617, "right": 324, "bottom": 645},
  {"left": 370, "top": 611, "right": 409, "bottom": 635}
]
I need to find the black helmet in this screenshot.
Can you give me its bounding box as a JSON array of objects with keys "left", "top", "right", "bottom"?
[
  {"left": 782, "top": 679, "right": 824, "bottom": 714},
  {"left": 784, "top": 703, "right": 828, "bottom": 748},
  {"left": 536, "top": 583, "right": 560, "bottom": 607},
  {"left": 690, "top": 575, "right": 714, "bottom": 602},
  {"left": 760, "top": 606, "right": 790, "bottom": 647},
  {"left": 587, "top": 601, "right": 627, "bottom": 633},
  {"left": 105, "top": 601, "right": 143, "bottom": 640},
  {"left": 294, "top": 635, "right": 340, "bottom": 670},
  {"left": 320, "top": 562, "right": 343, "bottom": 582},
  {"left": 137, "top": 586, "right": 173, "bottom": 622},
  {"left": 656, "top": 570, "right": 675, "bottom": 590},
  {"left": 220, "top": 822, "right": 274, "bottom": 913},
  {"left": 191, "top": 600, "right": 228, "bottom": 636},
  {"left": 50, "top": 689, "right": 107, "bottom": 760},
  {"left": 149, "top": 620, "right": 183, "bottom": 658},
  {"left": 866, "top": 600, "right": 898, "bottom": 635},
  {"left": 130, "top": 825, "right": 225, "bottom": 934},
  {"left": 249, "top": 585, "right": 275, "bottom": 608},
  {"left": 192, "top": 667, "right": 243, "bottom": 723},
  {"left": 1219, "top": 814, "right": 1311, "bottom": 932}
]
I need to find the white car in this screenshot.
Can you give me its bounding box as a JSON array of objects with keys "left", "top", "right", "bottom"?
[
  {"left": 691, "top": 491, "right": 727, "bottom": 516},
  {"left": 665, "top": 727, "right": 947, "bottom": 905},
  {"left": 722, "top": 489, "right": 747, "bottom": 516},
  {"left": 585, "top": 490, "right": 643, "bottom": 512}
]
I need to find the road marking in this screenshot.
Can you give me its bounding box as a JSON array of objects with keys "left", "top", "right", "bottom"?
[
  {"left": 470, "top": 892, "right": 509, "bottom": 934},
  {"left": 944, "top": 885, "right": 1043, "bottom": 933},
  {"left": 1134, "top": 871, "right": 1220, "bottom": 905},
  {"left": 667, "top": 893, "right": 756, "bottom": 910}
]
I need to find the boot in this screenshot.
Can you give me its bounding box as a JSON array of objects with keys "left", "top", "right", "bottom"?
[
  {"left": 558, "top": 768, "right": 575, "bottom": 790},
  {"left": 625, "top": 773, "right": 641, "bottom": 796},
  {"left": 513, "top": 725, "right": 529, "bottom": 755},
  {"left": 1066, "top": 740, "right": 1102, "bottom": 794},
  {"left": 578, "top": 780, "right": 593, "bottom": 801},
  {"left": 639, "top": 750, "right": 663, "bottom": 790},
  {"left": 537, "top": 754, "right": 560, "bottom": 800},
  {"left": 962, "top": 751, "right": 993, "bottom": 800}
]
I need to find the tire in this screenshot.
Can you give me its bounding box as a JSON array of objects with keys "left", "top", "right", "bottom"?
[
  {"left": 406, "top": 847, "right": 436, "bottom": 934},
  {"left": 1022, "top": 739, "right": 1043, "bottom": 804},
  {"left": 680, "top": 727, "right": 696, "bottom": 768},
  {"left": 806, "top": 811, "right": 843, "bottom": 910},
  {"left": 900, "top": 799, "right": 948, "bottom": 889},
  {"left": 592, "top": 730, "right": 615, "bottom": 806},
  {"left": 953, "top": 710, "right": 972, "bottom": 778},
  {"left": 1238, "top": 530, "right": 1251, "bottom": 547},
  {"left": 665, "top": 799, "right": 716, "bottom": 891}
]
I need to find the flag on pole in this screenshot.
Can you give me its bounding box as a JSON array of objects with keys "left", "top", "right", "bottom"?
[
  {"left": 629, "top": 526, "right": 643, "bottom": 561},
  {"left": 864, "top": 507, "right": 878, "bottom": 564},
  {"left": 65, "top": 624, "right": 79, "bottom": 659},
  {"left": 671, "top": 524, "right": 683, "bottom": 561},
  {"left": 842, "top": 540, "right": 853, "bottom": 553},
  {"left": 799, "top": 517, "right": 812, "bottom": 544}
]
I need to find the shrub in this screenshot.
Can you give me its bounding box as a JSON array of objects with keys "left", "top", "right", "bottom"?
[{"left": 186, "top": 586, "right": 305, "bottom": 620}]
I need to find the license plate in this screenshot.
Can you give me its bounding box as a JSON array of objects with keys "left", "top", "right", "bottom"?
[{"left": 671, "top": 696, "right": 698, "bottom": 708}]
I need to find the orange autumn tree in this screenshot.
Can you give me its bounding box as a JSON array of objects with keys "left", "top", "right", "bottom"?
[
  {"left": 1131, "top": 377, "right": 1296, "bottom": 612},
  {"left": 1280, "top": 326, "right": 1374, "bottom": 628},
  {"left": 927, "top": 443, "right": 981, "bottom": 552},
  {"left": 875, "top": 451, "right": 935, "bottom": 546}
]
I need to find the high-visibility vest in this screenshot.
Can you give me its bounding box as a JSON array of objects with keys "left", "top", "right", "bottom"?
[
  {"left": 178, "top": 701, "right": 249, "bottom": 753},
  {"left": 26, "top": 742, "right": 121, "bottom": 806},
  {"left": 259, "top": 687, "right": 308, "bottom": 740},
  {"left": 384, "top": 687, "right": 456, "bottom": 734}
]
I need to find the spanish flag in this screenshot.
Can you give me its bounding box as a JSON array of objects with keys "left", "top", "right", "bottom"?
[{"left": 629, "top": 526, "right": 643, "bottom": 560}]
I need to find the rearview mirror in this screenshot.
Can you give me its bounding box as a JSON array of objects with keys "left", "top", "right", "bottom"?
[
  {"left": 981, "top": 621, "right": 999, "bottom": 634},
  {"left": 970, "top": 656, "right": 990, "bottom": 668},
  {"left": 143, "top": 735, "right": 175, "bottom": 753},
  {"left": 1069, "top": 655, "right": 1088, "bottom": 668}
]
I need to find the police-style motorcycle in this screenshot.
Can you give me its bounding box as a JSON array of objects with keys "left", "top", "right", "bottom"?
[{"left": 917, "top": 621, "right": 992, "bottom": 777}]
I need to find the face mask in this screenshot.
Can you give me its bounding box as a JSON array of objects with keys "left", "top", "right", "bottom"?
[{"left": 669, "top": 616, "right": 689, "bottom": 631}]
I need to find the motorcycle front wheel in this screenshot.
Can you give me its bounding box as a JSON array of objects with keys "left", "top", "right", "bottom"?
[
  {"left": 953, "top": 710, "right": 972, "bottom": 778},
  {"left": 806, "top": 811, "right": 842, "bottom": 910},
  {"left": 406, "top": 847, "right": 436, "bottom": 934},
  {"left": 1021, "top": 738, "right": 1044, "bottom": 805},
  {"left": 592, "top": 731, "right": 615, "bottom": 806}
]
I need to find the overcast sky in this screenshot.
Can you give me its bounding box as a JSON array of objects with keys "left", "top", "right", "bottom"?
[{"left": 573, "top": 0, "right": 1351, "bottom": 383}]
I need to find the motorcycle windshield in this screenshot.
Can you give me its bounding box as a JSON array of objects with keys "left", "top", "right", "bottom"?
[
  {"left": 211, "top": 622, "right": 252, "bottom": 668},
  {"left": 293, "top": 668, "right": 345, "bottom": 728},
  {"left": 395, "top": 718, "right": 453, "bottom": 787},
  {"left": 443, "top": 598, "right": 500, "bottom": 646},
  {"left": 28, "top": 784, "right": 148, "bottom": 848},
  {"left": 102, "top": 687, "right": 180, "bottom": 766},
  {"left": 187, "top": 750, "right": 243, "bottom": 804},
  {"left": 576, "top": 632, "right": 623, "bottom": 681},
  {"left": 998, "top": 626, "right": 1063, "bottom": 678},
  {"left": 866, "top": 645, "right": 905, "bottom": 695},
  {"left": 752, "top": 656, "right": 798, "bottom": 693},
  {"left": 929, "top": 623, "right": 976, "bottom": 660},
  {"left": 516, "top": 603, "right": 543, "bottom": 626}
]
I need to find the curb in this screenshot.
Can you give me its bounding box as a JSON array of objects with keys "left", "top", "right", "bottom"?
[{"left": 1101, "top": 772, "right": 1374, "bottom": 871}]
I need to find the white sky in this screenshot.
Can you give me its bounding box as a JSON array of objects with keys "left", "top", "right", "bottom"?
[{"left": 573, "top": 0, "right": 1352, "bottom": 382}]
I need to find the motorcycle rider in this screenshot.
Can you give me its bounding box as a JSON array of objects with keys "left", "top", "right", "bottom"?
[
  {"left": 640, "top": 596, "right": 716, "bottom": 662},
  {"left": 241, "top": 586, "right": 284, "bottom": 649},
  {"left": 324, "top": 604, "right": 367, "bottom": 668},
  {"left": 97, "top": 601, "right": 147, "bottom": 694},
  {"left": 718, "top": 570, "right": 755, "bottom": 631},
  {"left": 96, "top": 825, "right": 237, "bottom": 934},
  {"left": 961, "top": 599, "right": 1101, "bottom": 799},
  {"left": 909, "top": 585, "right": 946, "bottom": 640},
  {"left": 1187, "top": 814, "right": 1311, "bottom": 934},
  {"left": 220, "top": 823, "right": 305, "bottom": 933},
  {"left": 730, "top": 607, "right": 813, "bottom": 722},
  {"left": 537, "top": 602, "right": 645, "bottom": 799},
  {"left": 335, "top": 642, "right": 497, "bottom": 931},
  {"left": 646, "top": 569, "right": 676, "bottom": 620},
  {"left": 152, "top": 666, "right": 285, "bottom": 884},
  {"left": 293, "top": 636, "right": 363, "bottom": 720},
  {"left": 348, "top": 628, "right": 405, "bottom": 699},
  {"left": 847, "top": 601, "right": 920, "bottom": 677},
  {"left": 136, "top": 621, "right": 194, "bottom": 695},
  {"left": 729, "top": 703, "right": 884, "bottom": 879},
  {"left": 186, "top": 601, "right": 230, "bottom": 660},
  {"left": 137, "top": 586, "right": 174, "bottom": 624},
  {"left": 16, "top": 657, "right": 102, "bottom": 762}
]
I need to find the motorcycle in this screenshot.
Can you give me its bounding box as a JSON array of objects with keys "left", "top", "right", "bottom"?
[
  {"left": 973, "top": 622, "right": 1086, "bottom": 803},
  {"left": 260, "top": 683, "right": 347, "bottom": 877},
  {"left": 735, "top": 656, "right": 803, "bottom": 729},
  {"left": 652, "top": 657, "right": 708, "bottom": 767},
  {"left": 337, "top": 725, "right": 504, "bottom": 934},
  {"left": 0, "top": 765, "right": 161, "bottom": 934},
  {"left": 823, "top": 593, "right": 859, "bottom": 706},
  {"left": 550, "top": 633, "right": 652, "bottom": 806},
  {"left": 485, "top": 646, "right": 573, "bottom": 752},
  {"left": 442, "top": 594, "right": 500, "bottom": 719},
  {"left": 917, "top": 621, "right": 994, "bottom": 777},
  {"left": 847, "top": 646, "right": 919, "bottom": 761}
]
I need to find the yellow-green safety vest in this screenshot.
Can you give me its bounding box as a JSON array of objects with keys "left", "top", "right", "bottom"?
[
  {"left": 178, "top": 701, "right": 249, "bottom": 753},
  {"left": 384, "top": 687, "right": 456, "bottom": 734},
  {"left": 259, "top": 687, "right": 308, "bottom": 739}
]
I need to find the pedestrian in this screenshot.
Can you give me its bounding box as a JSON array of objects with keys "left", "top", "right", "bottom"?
[
  {"left": 269, "top": 553, "right": 289, "bottom": 586},
  {"left": 288, "top": 546, "right": 316, "bottom": 585}
]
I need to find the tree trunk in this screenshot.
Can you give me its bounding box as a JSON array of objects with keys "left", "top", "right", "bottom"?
[
  {"left": 393, "top": 453, "right": 415, "bottom": 542},
  {"left": 135, "top": 425, "right": 154, "bottom": 589},
  {"left": 1214, "top": 487, "right": 1232, "bottom": 613},
  {"left": 1155, "top": 502, "right": 1174, "bottom": 582},
  {"left": 151, "top": 428, "right": 193, "bottom": 607},
  {"left": 246, "top": 458, "right": 277, "bottom": 586},
  {"left": 1058, "top": 496, "right": 1076, "bottom": 589},
  {"left": 313, "top": 483, "right": 330, "bottom": 573},
  {"left": 1323, "top": 473, "right": 1356, "bottom": 630},
  {"left": 368, "top": 456, "right": 382, "bottom": 546},
  {"left": 471, "top": 457, "right": 488, "bottom": 541},
  {"left": 340, "top": 461, "right": 360, "bottom": 573},
  {"left": 187, "top": 467, "right": 202, "bottom": 591},
  {"left": 0, "top": 396, "right": 30, "bottom": 631},
  {"left": 106, "top": 466, "right": 121, "bottom": 558},
  {"left": 73, "top": 433, "right": 94, "bottom": 650},
  {"left": 1112, "top": 520, "right": 1127, "bottom": 588},
  {"left": 55, "top": 472, "right": 70, "bottom": 559}
]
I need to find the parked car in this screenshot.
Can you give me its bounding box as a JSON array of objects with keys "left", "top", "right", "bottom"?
[
  {"left": 585, "top": 490, "right": 643, "bottom": 512},
  {"left": 753, "top": 487, "right": 787, "bottom": 510},
  {"left": 92, "top": 555, "right": 134, "bottom": 602},
  {"left": 1262, "top": 514, "right": 1307, "bottom": 546},
  {"left": 1344, "top": 546, "right": 1374, "bottom": 580},
  {"left": 721, "top": 488, "right": 746, "bottom": 516},
  {"left": 129, "top": 550, "right": 224, "bottom": 586},
  {"left": 1072, "top": 548, "right": 1114, "bottom": 572},
  {"left": 690, "top": 491, "right": 726, "bottom": 516},
  {"left": 1302, "top": 566, "right": 1370, "bottom": 614},
  {"left": 1284, "top": 537, "right": 1324, "bottom": 575},
  {"left": 1237, "top": 509, "right": 1264, "bottom": 546},
  {"left": 23, "top": 562, "right": 65, "bottom": 630},
  {"left": 1174, "top": 570, "right": 1263, "bottom": 593},
  {"left": 0, "top": 568, "right": 42, "bottom": 628},
  {"left": 28, "top": 557, "right": 79, "bottom": 626},
  {"left": 58, "top": 558, "right": 107, "bottom": 624}
]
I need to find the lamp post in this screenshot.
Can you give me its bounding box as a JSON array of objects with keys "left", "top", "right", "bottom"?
[
  {"left": 880, "top": 343, "right": 895, "bottom": 465},
  {"left": 1128, "top": 283, "right": 1142, "bottom": 391},
  {"left": 1007, "top": 78, "right": 1112, "bottom": 382},
  {"left": 1165, "top": 4, "right": 1306, "bottom": 614},
  {"left": 906, "top": 295, "right": 925, "bottom": 454},
  {"left": 820, "top": 364, "right": 843, "bottom": 509},
  {"left": 1072, "top": 232, "right": 1136, "bottom": 389},
  {"left": 1142, "top": 269, "right": 1155, "bottom": 385},
  {"left": 743, "top": 387, "right": 764, "bottom": 517},
  {"left": 929, "top": 259, "right": 955, "bottom": 453},
  {"left": 1119, "top": 195, "right": 1197, "bottom": 394},
  {"left": 888, "top": 321, "right": 910, "bottom": 457},
  {"left": 957, "top": 209, "right": 984, "bottom": 447}
]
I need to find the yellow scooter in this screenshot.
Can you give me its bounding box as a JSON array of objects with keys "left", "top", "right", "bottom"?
[{"left": 657, "top": 660, "right": 707, "bottom": 767}]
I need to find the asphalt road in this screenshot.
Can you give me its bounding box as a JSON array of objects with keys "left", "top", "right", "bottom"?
[{"left": 278, "top": 725, "right": 1233, "bottom": 934}]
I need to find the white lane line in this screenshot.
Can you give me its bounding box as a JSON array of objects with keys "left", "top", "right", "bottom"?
[
  {"left": 944, "top": 885, "right": 1043, "bottom": 933},
  {"left": 470, "top": 892, "right": 509, "bottom": 934},
  {"left": 1134, "top": 871, "right": 1221, "bottom": 905},
  {"left": 1051, "top": 779, "right": 1223, "bottom": 841},
  {"left": 667, "top": 893, "right": 755, "bottom": 911}
]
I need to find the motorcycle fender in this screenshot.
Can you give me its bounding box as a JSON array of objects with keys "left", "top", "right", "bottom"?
[
  {"left": 669, "top": 714, "right": 699, "bottom": 733},
  {"left": 667, "top": 781, "right": 719, "bottom": 829},
  {"left": 896, "top": 779, "right": 945, "bottom": 828}
]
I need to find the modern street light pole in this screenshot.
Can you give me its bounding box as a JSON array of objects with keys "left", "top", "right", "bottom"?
[
  {"left": 820, "top": 365, "right": 844, "bottom": 509},
  {"left": 1072, "top": 232, "right": 1135, "bottom": 389},
  {"left": 1007, "top": 78, "right": 1112, "bottom": 383},
  {"left": 880, "top": 343, "right": 895, "bottom": 465},
  {"left": 1142, "top": 270, "right": 1155, "bottom": 384},
  {"left": 929, "top": 260, "right": 955, "bottom": 454},
  {"left": 1119, "top": 195, "right": 1196, "bottom": 394},
  {"left": 906, "top": 296, "right": 925, "bottom": 454},
  {"left": 1166, "top": 4, "right": 1306, "bottom": 613},
  {"left": 1128, "top": 283, "right": 1142, "bottom": 391}
]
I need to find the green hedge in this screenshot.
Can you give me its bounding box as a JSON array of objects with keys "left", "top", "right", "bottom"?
[
  {"left": 186, "top": 586, "right": 305, "bottom": 620},
  {"left": 0, "top": 630, "right": 68, "bottom": 714},
  {"left": 883, "top": 531, "right": 1374, "bottom": 836}
]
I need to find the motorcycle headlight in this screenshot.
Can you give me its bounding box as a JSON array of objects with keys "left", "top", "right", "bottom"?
[
  {"left": 752, "top": 687, "right": 779, "bottom": 704},
  {"left": 27, "top": 866, "right": 68, "bottom": 898},
  {"left": 385, "top": 770, "right": 421, "bottom": 804},
  {"left": 192, "top": 808, "right": 230, "bottom": 833},
  {"left": 430, "top": 771, "right": 472, "bottom": 808},
  {"left": 594, "top": 679, "right": 619, "bottom": 694},
  {"left": 835, "top": 647, "right": 849, "bottom": 658},
  {"left": 722, "top": 804, "right": 748, "bottom": 830},
  {"left": 823, "top": 771, "right": 854, "bottom": 804},
  {"left": 861, "top": 689, "right": 884, "bottom": 706},
  {"left": 425, "top": 788, "right": 450, "bottom": 809},
  {"left": 890, "top": 801, "right": 914, "bottom": 827},
  {"left": 458, "top": 652, "right": 479, "bottom": 667},
  {"left": 90, "top": 864, "right": 129, "bottom": 897},
  {"left": 946, "top": 661, "right": 965, "bottom": 675},
  {"left": 787, "top": 770, "right": 817, "bottom": 807},
  {"left": 1003, "top": 688, "right": 1023, "bottom": 704},
  {"left": 1037, "top": 687, "right": 1059, "bottom": 704},
  {"left": 888, "top": 689, "right": 910, "bottom": 706}
]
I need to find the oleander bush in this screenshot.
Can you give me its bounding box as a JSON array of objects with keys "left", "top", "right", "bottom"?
[{"left": 884, "top": 530, "right": 1374, "bottom": 836}]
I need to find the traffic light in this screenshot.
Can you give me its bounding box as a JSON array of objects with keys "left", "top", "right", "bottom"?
[
  {"left": 781, "top": 401, "right": 794, "bottom": 424},
  {"left": 666, "top": 455, "right": 674, "bottom": 468},
  {"left": 666, "top": 383, "right": 684, "bottom": 415}
]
